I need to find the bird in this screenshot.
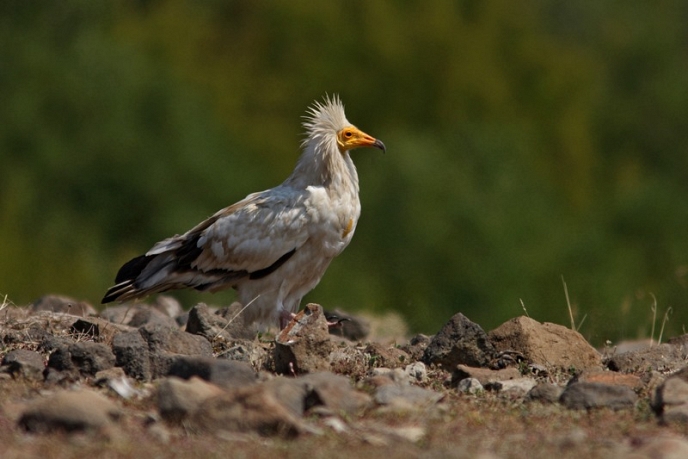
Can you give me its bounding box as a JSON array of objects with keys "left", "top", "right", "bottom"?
[{"left": 102, "top": 95, "right": 385, "bottom": 329}]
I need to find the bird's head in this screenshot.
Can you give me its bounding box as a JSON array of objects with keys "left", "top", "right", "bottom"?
[
  {"left": 336, "top": 126, "right": 386, "bottom": 154},
  {"left": 303, "top": 95, "right": 386, "bottom": 155}
]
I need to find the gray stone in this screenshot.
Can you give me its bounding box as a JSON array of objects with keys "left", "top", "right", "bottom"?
[
  {"left": 47, "top": 341, "right": 116, "bottom": 377},
  {"left": 70, "top": 317, "right": 135, "bottom": 343},
  {"left": 484, "top": 377, "right": 537, "bottom": 396},
  {"left": 1, "top": 349, "right": 44, "bottom": 380},
  {"left": 526, "top": 383, "right": 564, "bottom": 404},
  {"left": 374, "top": 384, "right": 444, "bottom": 409},
  {"left": 112, "top": 331, "right": 151, "bottom": 381},
  {"left": 652, "top": 369, "right": 688, "bottom": 424},
  {"left": 423, "top": 313, "right": 496, "bottom": 369},
  {"left": 190, "top": 378, "right": 314, "bottom": 437},
  {"left": 127, "top": 307, "right": 179, "bottom": 328},
  {"left": 31, "top": 295, "right": 96, "bottom": 317},
  {"left": 300, "top": 372, "right": 371, "bottom": 415},
  {"left": 368, "top": 367, "right": 413, "bottom": 387},
  {"left": 607, "top": 344, "right": 686, "bottom": 374},
  {"left": 405, "top": 362, "right": 428, "bottom": 383},
  {"left": 452, "top": 364, "right": 522, "bottom": 386},
  {"left": 151, "top": 295, "right": 184, "bottom": 318},
  {"left": 38, "top": 335, "right": 75, "bottom": 353},
  {"left": 401, "top": 334, "right": 432, "bottom": 362},
  {"left": 139, "top": 323, "right": 213, "bottom": 379},
  {"left": 559, "top": 382, "right": 637, "bottom": 410},
  {"left": 167, "top": 356, "right": 257, "bottom": 390},
  {"left": 99, "top": 304, "right": 138, "bottom": 325},
  {"left": 158, "top": 376, "right": 225, "bottom": 423},
  {"left": 18, "top": 389, "right": 120, "bottom": 433},
  {"left": 186, "top": 302, "right": 254, "bottom": 342},
  {"left": 457, "top": 377, "right": 483, "bottom": 394}
]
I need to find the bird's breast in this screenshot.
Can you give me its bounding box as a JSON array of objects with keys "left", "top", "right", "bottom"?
[{"left": 305, "top": 185, "right": 360, "bottom": 256}]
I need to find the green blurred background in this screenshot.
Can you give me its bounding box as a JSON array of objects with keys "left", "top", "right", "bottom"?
[{"left": 2, "top": 1, "right": 687, "bottom": 344}]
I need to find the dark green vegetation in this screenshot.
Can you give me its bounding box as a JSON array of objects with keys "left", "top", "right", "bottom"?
[{"left": 2, "top": 1, "right": 687, "bottom": 344}]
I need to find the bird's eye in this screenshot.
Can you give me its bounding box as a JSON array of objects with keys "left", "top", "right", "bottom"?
[{"left": 344, "top": 130, "right": 353, "bottom": 138}]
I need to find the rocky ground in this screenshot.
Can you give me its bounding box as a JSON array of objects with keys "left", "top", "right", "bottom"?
[{"left": 1, "top": 295, "right": 687, "bottom": 459}]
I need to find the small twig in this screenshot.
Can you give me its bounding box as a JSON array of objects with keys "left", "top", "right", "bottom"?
[
  {"left": 657, "top": 306, "right": 672, "bottom": 345},
  {"left": 576, "top": 313, "right": 588, "bottom": 332},
  {"left": 561, "top": 275, "right": 575, "bottom": 331},
  {"left": 519, "top": 299, "right": 530, "bottom": 318},
  {"left": 214, "top": 293, "right": 263, "bottom": 339},
  {"left": 649, "top": 293, "right": 657, "bottom": 346}
]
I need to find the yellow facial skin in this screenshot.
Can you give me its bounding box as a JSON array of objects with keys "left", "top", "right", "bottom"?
[{"left": 336, "top": 126, "right": 386, "bottom": 153}]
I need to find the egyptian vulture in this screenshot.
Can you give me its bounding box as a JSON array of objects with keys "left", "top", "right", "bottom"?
[{"left": 102, "top": 95, "right": 385, "bottom": 328}]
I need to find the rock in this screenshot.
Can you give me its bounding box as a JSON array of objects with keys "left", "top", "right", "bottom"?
[
  {"left": 457, "top": 378, "right": 483, "bottom": 394},
  {"left": 484, "top": 377, "right": 537, "bottom": 396},
  {"left": 139, "top": 323, "right": 214, "bottom": 379},
  {"left": 324, "top": 308, "right": 370, "bottom": 341},
  {"left": 367, "top": 367, "right": 412, "bottom": 387},
  {"left": 186, "top": 302, "right": 254, "bottom": 343},
  {"left": 0, "top": 319, "right": 52, "bottom": 345},
  {"left": 151, "top": 295, "right": 184, "bottom": 318},
  {"left": 652, "top": 369, "right": 688, "bottom": 424},
  {"left": 112, "top": 331, "right": 152, "bottom": 381},
  {"left": 607, "top": 344, "right": 686, "bottom": 374},
  {"left": 47, "top": 341, "right": 116, "bottom": 377},
  {"left": 95, "top": 368, "right": 144, "bottom": 400},
  {"left": 167, "top": 356, "right": 257, "bottom": 390},
  {"left": 608, "top": 339, "right": 652, "bottom": 355},
  {"left": 31, "top": 294, "right": 96, "bottom": 317},
  {"left": 401, "top": 334, "right": 432, "bottom": 362},
  {"left": 190, "top": 378, "right": 313, "bottom": 437},
  {"left": 70, "top": 317, "right": 135, "bottom": 343},
  {"left": 215, "top": 338, "right": 267, "bottom": 366},
  {"left": 18, "top": 389, "right": 121, "bottom": 433},
  {"left": 127, "top": 307, "right": 179, "bottom": 329},
  {"left": 99, "top": 304, "right": 138, "bottom": 325},
  {"left": 452, "top": 364, "right": 522, "bottom": 386},
  {"left": 559, "top": 382, "right": 637, "bottom": 410},
  {"left": 158, "top": 376, "right": 225, "bottom": 423},
  {"left": 374, "top": 384, "right": 444, "bottom": 409},
  {"left": 573, "top": 369, "right": 643, "bottom": 390},
  {"left": 261, "top": 376, "right": 310, "bottom": 418},
  {"left": 526, "top": 383, "right": 564, "bottom": 403},
  {"left": 423, "top": 313, "right": 496, "bottom": 369},
  {"left": 405, "top": 362, "right": 428, "bottom": 383},
  {"left": 488, "top": 316, "right": 602, "bottom": 370},
  {"left": 274, "top": 304, "right": 334, "bottom": 374},
  {"left": 300, "top": 372, "right": 371, "bottom": 415},
  {"left": 667, "top": 334, "right": 688, "bottom": 348},
  {"left": 38, "top": 335, "right": 75, "bottom": 353},
  {"left": 631, "top": 436, "right": 688, "bottom": 459},
  {"left": 365, "top": 342, "right": 410, "bottom": 369},
  {"left": 1, "top": 349, "right": 44, "bottom": 380}
]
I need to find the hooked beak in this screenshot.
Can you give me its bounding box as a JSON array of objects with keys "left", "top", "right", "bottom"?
[{"left": 339, "top": 127, "right": 386, "bottom": 154}]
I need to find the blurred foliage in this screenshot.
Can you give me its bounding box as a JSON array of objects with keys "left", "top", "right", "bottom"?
[{"left": 2, "top": 0, "right": 687, "bottom": 344}]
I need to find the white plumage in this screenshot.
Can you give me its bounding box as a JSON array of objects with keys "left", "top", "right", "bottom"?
[{"left": 102, "top": 95, "right": 385, "bottom": 328}]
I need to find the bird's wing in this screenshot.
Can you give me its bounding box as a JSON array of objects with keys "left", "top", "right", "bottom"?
[{"left": 148, "top": 188, "right": 312, "bottom": 276}]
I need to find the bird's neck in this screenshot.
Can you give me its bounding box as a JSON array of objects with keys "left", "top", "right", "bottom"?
[{"left": 286, "top": 139, "right": 360, "bottom": 196}]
